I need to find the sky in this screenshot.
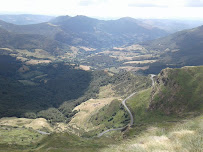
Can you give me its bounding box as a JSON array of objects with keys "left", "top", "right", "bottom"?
[{"left": 0, "top": 0, "right": 203, "bottom": 19}]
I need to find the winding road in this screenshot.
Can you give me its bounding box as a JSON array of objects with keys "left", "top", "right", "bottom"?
[
  {"left": 150, "top": 74, "right": 156, "bottom": 86},
  {"left": 97, "top": 74, "right": 155, "bottom": 137},
  {"left": 121, "top": 92, "right": 136, "bottom": 126},
  {"left": 97, "top": 92, "right": 136, "bottom": 137}
]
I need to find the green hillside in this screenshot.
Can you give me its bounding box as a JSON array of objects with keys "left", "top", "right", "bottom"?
[
  {"left": 143, "top": 25, "right": 203, "bottom": 74},
  {"left": 0, "top": 55, "right": 151, "bottom": 123},
  {"left": 101, "top": 115, "right": 203, "bottom": 152},
  {"left": 0, "top": 27, "right": 69, "bottom": 56},
  {"left": 0, "top": 55, "right": 92, "bottom": 121},
  {"left": 150, "top": 66, "right": 203, "bottom": 114},
  {"left": 0, "top": 66, "right": 202, "bottom": 151},
  {"left": 127, "top": 66, "right": 203, "bottom": 125}
]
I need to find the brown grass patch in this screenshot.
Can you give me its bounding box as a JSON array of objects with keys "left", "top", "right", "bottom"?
[
  {"left": 79, "top": 65, "right": 91, "bottom": 71},
  {"left": 119, "top": 66, "right": 149, "bottom": 72},
  {"left": 0, "top": 117, "right": 53, "bottom": 132},
  {"left": 113, "top": 44, "right": 147, "bottom": 51},
  {"left": 170, "top": 130, "right": 195, "bottom": 138},
  {"left": 98, "top": 84, "right": 116, "bottom": 98},
  {"left": 123, "top": 60, "right": 157, "bottom": 64},
  {"left": 80, "top": 46, "right": 96, "bottom": 51},
  {"left": 25, "top": 59, "right": 52, "bottom": 65},
  {"left": 0, "top": 48, "right": 13, "bottom": 52},
  {"left": 68, "top": 97, "right": 117, "bottom": 133},
  {"left": 16, "top": 56, "right": 28, "bottom": 62}
]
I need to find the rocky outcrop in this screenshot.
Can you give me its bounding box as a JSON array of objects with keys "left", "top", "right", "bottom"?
[
  {"left": 149, "top": 68, "right": 182, "bottom": 115},
  {"left": 149, "top": 66, "right": 203, "bottom": 115}
]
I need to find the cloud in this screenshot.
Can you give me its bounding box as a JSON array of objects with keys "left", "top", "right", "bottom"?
[
  {"left": 79, "top": 0, "right": 94, "bottom": 6},
  {"left": 185, "top": 0, "right": 203, "bottom": 7},
  {"left": 0, "top": 0, "right": 203, "bottom": 19},
  {"left": 78, "top": 0, "right": 108, "bottom": 6},
  {"left": 127, "top": 0, "right": 172, "bottom": 8},
  {"left": 128, "top": 3, "right": 167, "bottom": 7}
]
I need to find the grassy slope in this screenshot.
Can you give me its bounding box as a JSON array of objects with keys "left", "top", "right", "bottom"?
[
  {"left": 91, "top": 99, "right": 129, "bottom": 128},
  {"left": 0, "top": 132, "right": 119, "bottom": 152},
  {"left": 100, "top": 66, "right": 203, "bottom": 151},
  {"left": 87, "top": 99, "right": 129, "bottom": 136},
  {"left": 68, "top": 97, "right": 118, "bottom": 136},
  {"left": 126, "top": 88, "right": 178, "bottom": 137},
  {"left": 0, "top": 127, "right": 43, "bottom": 146},
  {"left": 100, "top": 115, "right": 203, "bottom": 152},
  {"left": 36, "top": 133, "right": 118, "bottom": 152},
  {"left": 143, "top": 26, "right": 203, "bottom": 74},
  {"left": 0, "top": 70, "right": 150, "bottom": 151},
  {"left": 67, "top": 73, "right": 151, "bottom": 137},
  {"left": 1, "top": 66, "right": 203, "bottom": 151},
  {"left": 0, "top": 126, "right": 44, "bottom": 152},
  {"left": 125, "top": 66, "right": 203, "bottom": 137},
  {"left": 150, "top": 66, "right": 203, "bottom": 114}
]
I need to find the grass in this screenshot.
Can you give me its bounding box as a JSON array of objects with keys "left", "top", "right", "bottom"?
[
  {"left": 90, "top": 99, "right": 129, "bottom": 132},
  {"left": 127, "top": 88, "right": 177, "bottom": 124},
  {"left": 0, "top": 131, "right": 118, "bottom": 152},
  {"left": 151, "top": 66, "right": 203, "bottom": 114},
  {"left": 97, "top": 66, "right": 203, "bottom": 151},
  {"left": 0, "top": 117, "right": 53, "bottom": 132},
  {"left": 35, "top": 133, "right": 117, "bottom": 152},
  {"left": 0, "top": 126, "right": 43, "bottom": 146},
  {"left": 100, "top": 115, "right": 203, "bottom": 152},
  {"left": 68, "top": 98, "right": 129, "bottom": 137},
  {"left": 1, "top": 114, "right": 202, "bottom": 152},
  {"left": 98, "top": 84, "right": 116, "bottom": 98},
  {"left": 125, "top": 88, "right": 179, "bottom": 138},
  {"left": 125, "top": 67, "right": 203, "bottom": 136},
  {"left": 173, "top": 66, "right": 203, "bottom": 112},
  {"left": 68, "top": 97, "right": 117, "bottom": 136},
  {"left": 1, "top": 66, "right": 202, "bottom": 151}
]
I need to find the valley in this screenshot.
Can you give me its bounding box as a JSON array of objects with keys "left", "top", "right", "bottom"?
[
  {"left": 0, "top": 66, "right": 202, "bottom": 152},
  {"left": 0, "top": 14, "right": 202, "bottom": 152}
]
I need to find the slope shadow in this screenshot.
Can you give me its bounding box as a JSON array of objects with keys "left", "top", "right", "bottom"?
[{"left": 0, "top": 55, "right": 92, "bottom": 120}]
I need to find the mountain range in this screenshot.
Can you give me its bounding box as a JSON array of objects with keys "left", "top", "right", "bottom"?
[
  {"left": 0, "top": 15, "right": 203, "bottom": 73},
  {"left": 0, "top": 15, "right": 170, "bottom": 48}
]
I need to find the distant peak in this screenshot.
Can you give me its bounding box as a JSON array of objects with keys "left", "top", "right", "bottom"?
[
  {"left": 50, "top": 15, "right": 71, "bottom": 23},
  {"left": 75, "top": 15, "right": 86, "bottom": 17},
  {"left": 73, "top": 15, "right": 98, "bottom": 20},
  {"left": 119, "top": 17, "right": 137, "bottom": 21}
]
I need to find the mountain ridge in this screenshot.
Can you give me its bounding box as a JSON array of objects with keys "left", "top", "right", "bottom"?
[
  {"left": 0, "top": 15, "right": 169, "bottom": 48},
  {"left": 140, "top": 25, "right": 203, "bottom": 74}
]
